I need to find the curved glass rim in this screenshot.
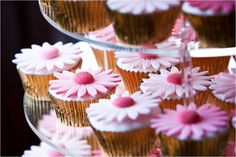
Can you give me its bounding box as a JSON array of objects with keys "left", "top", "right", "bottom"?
[{"left": 23, "top": 97, "right": 80, "bottom": 156}]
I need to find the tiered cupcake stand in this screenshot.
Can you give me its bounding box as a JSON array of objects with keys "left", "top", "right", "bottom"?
[{"left": 22, "top": 1, "right": 235, "bottom": 156}]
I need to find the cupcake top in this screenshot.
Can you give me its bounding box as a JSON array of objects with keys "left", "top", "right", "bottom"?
[
  {"left": 151, "top": 103, "right": 229, "bottom": 141},
  {"left": 22, "top": 135, "right": 92, "bottom": 157},
  {"left": 87, "top": 24, "right": 117, "bottom": 50},
  {"left": 38, "top": 110, "right": 94, "bottom": 139},
  {"left": 182, "top": 1, "right": 235, "bottom": 16},
  {"left": 86, "top": 91, "right": 161, "bottom": 132},
  {"left": 12, "top": 42, "right": 82, "bottom": 75},
  {"left": 115, "top": 44, "right": 180, "bottom": 73},
  {"left": 141, "top": 66, "right": 211, "bottom": 99},
  {"left": 49, "top": 68, "right": 121, "bottom": 101},
  {"left": 107, "top": 0, "right": 180, "bottom": 15},
  {"left": 209, "top": 72, "right": 236, "bottom": 104}
]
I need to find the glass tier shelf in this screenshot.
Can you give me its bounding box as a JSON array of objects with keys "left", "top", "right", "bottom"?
[
  {"left": 39, "top": 1, "right": 236, "bottom": 58},
  {"left": 23, "top": 93, "right": 235, "bottom": 157}
]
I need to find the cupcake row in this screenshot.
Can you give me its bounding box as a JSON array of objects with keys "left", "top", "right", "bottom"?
[
  {"left": 13, "top": 41, "right": 235, "bottom": 156},
  {"left": 40, "top": 0, "right": 235, "bottom": 48}
]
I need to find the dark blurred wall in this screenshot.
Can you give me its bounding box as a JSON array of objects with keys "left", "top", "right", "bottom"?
[{"left": 1, "top": 1, "right": 78, "bottom": 156}]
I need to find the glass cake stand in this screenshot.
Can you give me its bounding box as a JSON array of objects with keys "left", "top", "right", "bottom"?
[{"left": 21, "top": 1, "right": 236, "bottom": 156}]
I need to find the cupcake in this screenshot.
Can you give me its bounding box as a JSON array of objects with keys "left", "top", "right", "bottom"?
[
  {"left": 86, "top": 91, "right": 161, "bottom": 157},
  {"left": 106, "top": 0, "right": 181, "bottom": 45},
  {"left": 38, "top": 110, "right": 99, "bottom": 149},
  {"left": 141, "top": 66, "right": 212, "bottom": 109},
  {"left": 39, "top": 0, "right": 110, "bottom": 33},
  {"left": 151, "top": 103, "right": 230, "bottom": 156},
  {"left": 49, "top": 68, "right": 121, "bottom": 127},
  {"left": 208, "top": 72, "right": 236, "bottom": 112},
  {"left": 182, "top": 1, "right": 235, "bottom": 48},
  {"left": 12, "top": 42, "right": 82, "bottom": 101},
  {"left": 22, "top": 135, "right": 92, "bottom": 157},
  {"left": 115, "top": 43, "right": 180, "bottom": 94},
  {"left": 87, "top": 24, "right": 117, "bottom": 71}
]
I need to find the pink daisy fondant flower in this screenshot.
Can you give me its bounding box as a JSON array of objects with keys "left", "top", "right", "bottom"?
[
  {"left": 12, "top": 42, "right": 82, "bottom": 74},
  {"left": 209, "top": 72, "right": 236, "bottom": 104},
  {"left": 49, "top": 68, "right": 121, "bottom": 100},
  {"left": 151, "top": 103, "right": 229, "bottom": 140},
  {"left": 141, "top": 66, "right": 211, "bottom": 99},
  {"left": 115, "top": 42, "right": 180, "bottom": 73}
]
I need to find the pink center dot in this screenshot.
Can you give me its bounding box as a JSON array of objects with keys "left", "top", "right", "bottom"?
[
  {"left": 113, "top": 97, "right": 135, "bottom": 108},
  {"left": 139, "top": 53, "right": 158, "bottom": 59},
  {"left": 178, "top": 110, "right": 201, "bottom": 124},
  {"left": 40, "top": 46, "right": 59, "bottom": 60},
  {"left": 166, "top": 73, "right": 182, "bottom": 85},
  {"left": 74, "top": 71, "right": 95, "bottom": 84}
]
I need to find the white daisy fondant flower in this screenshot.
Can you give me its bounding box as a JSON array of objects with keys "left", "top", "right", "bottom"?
[
  {"left": 115, "top": 41, "right": 180, "bottom": 73},
  {"left": 12, "top": 42, "right": 82, "bottom": 75},
  {"left": 87, "top": 91, "right": 161, "bottom": 122},
  {"left": 141, "top": 66, "right": 211, "bottom": 99},
  {"left": 49, "top": 68, "right": 121, "bottom": 100},
  {"left": 107, "top": 0, "right": 180, "bottom": 15},
  {"left": 209, "top": 72, "right": 236, "bottom": 104}
]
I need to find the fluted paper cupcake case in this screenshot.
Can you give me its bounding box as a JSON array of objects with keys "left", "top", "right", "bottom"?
[
  {"left": 207, "top": 92, "right": 235, "bottom": 113},
  {"left": 24, "top": 94, "right": 52, "bottom": 126},
  {"left": 91, "top": 126, "right": 158, "bottom": 157},
  {"left": 159, "top": 130, "right": 229, "bottom": 156},
  {"left": 49, "top": 88, "right": 114, "bottom": 127},
  {"left": 115, "top": 65, "right": 152, "bottom": 94},
  {"left": 18, "top": 60, "right": 82, "bottom": 101},
  {"left": 39, "top": 0, "right": 110, "bottom": 33},
  {"left": 106, "top": 5, "right": 180, "bottom": 45},
  {"left": 192, "top": 56, "right": 230, "bottom": 75},
  {"left": 185, "top": 12, "right": 235, "bottom": 48},
  {"left": 160, "top": 90, "right": 211, "bottom": 109}
]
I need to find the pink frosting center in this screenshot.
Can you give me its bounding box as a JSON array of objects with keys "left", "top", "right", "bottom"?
[
  {"left": 166, "top": 73, "right": 182, "bottom": 85},
  {"left": 113, "top": 97, "right": 135, "bottom": 108},
  {"left": 139, "top": 53, "right": 158, "bottom": 59},
  {"left": 177, "top": 110, "right": 201, "bottom": 124},
  {"left": 47, "top": 143, "right": 65, "bottom": 157},
  {"left": 74, "top": 72, "right": 95, "bottom": 84},
  {"left": 40, "top": 46, "right": 59, "bottom": 60}
]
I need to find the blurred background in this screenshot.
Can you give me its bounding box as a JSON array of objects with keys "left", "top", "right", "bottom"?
[{"left": 1, "top": 1, "right": 78, "bottom": 156}]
